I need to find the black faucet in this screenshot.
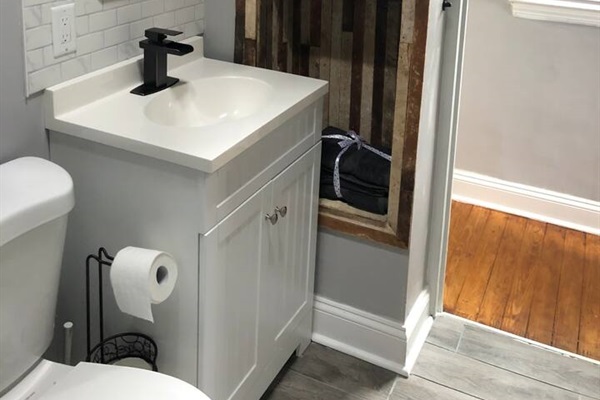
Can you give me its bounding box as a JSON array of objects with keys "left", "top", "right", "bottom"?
[{"left": 130, "top": 28, "right": 194, "bottom": 96}]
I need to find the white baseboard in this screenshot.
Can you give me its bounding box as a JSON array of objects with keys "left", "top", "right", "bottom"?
[
  {"left": 452, "top": 170, "right": 600, "bottom": 235},
  {"left": 509, "top": 0, "right": 600, "bottom": 28},
  {"left": 312, "top": 292, "right": 432, "bottom": 377},
  {"left": 402, "top": 291, "right": 433, "bottom": 374}
]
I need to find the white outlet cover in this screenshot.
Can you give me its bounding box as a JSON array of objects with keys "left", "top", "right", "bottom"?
[{"left": 51, "top": 3, "right": 76, "bottom": 57}]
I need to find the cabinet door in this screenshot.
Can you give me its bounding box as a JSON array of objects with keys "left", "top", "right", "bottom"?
[
  {"left": 261, "top": 144, "right": 320, "bottom": 362},
  {"left": 198, "top": 182, "right": 271, "bottom": 400}
]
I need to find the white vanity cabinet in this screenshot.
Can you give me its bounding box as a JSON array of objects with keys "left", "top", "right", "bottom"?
[
  {"left": 199, "top": 145, "right": 320, "bottom": 400},
  {"left": 44, "top": 37, "right": 327, "bottom": 399},
  {"left": 48, "top": 97, "right": 324, "bottom": 400}
]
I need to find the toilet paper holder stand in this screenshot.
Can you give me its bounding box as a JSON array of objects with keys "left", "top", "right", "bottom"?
[{"left": 85, "top": 247, "right": 159, "bottom": 371}]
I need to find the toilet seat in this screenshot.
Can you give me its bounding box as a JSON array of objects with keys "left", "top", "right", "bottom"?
[{"left": 39, "top": 362, "right": 210, "bottom": 400}]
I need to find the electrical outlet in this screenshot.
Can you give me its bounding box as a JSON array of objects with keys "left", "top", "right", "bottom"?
[{"left": 52, "top": 3, "right": 76, "bottom": 57}]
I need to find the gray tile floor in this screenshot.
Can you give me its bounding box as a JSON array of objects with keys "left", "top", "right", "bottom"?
[{"left": 262, "top": 314, "right": 600, "bottom": 400}]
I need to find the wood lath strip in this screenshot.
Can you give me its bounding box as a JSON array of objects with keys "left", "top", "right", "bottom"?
[
  {"left": 370, "top": 0, "right": 388, "bottom": 146},
  {"left": 381, "top": 0, "right": 401, "bottom": 149},
  {"left": 319, "top": 0, "right": 332, "bottom": 127},
  {"left": 349, "top": 0, "right": 365, "bottom": 132},
  {"left": 234, "top": 0, "right": 246, "bottom": 64}
]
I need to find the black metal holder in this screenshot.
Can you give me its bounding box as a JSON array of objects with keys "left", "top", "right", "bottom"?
[{"left": 85, "top": 247, "right": 158, "bottom": 371}]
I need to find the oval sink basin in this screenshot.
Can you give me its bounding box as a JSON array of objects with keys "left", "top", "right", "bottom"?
[{"left": 145, "top": 76, "right": 273, "bottom": 128}]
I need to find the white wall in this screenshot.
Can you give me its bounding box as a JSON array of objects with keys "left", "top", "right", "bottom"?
[
  {"left": 203, "top": 0, "right": 234, "bottom": 62},
  {"left": 456, "top": 0, "right": 600, "bottom": 201},
  {"left": 315, "top": 230, "right": 409, "bottom": 321},
  {"left": 0, "top": 0, "right": 47, "bottom": 163}
]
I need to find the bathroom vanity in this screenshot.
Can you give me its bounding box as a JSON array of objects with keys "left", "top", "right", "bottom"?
[{"left": 45, "top": 37, "right": 327, "bottom": 400}]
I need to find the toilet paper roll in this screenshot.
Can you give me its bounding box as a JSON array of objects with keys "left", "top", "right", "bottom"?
[{"left": 109, "top": 247, "right": 178, "bottom": 322}]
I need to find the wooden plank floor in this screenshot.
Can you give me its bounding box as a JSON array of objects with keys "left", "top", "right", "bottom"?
[{"left": 444, "top": 201, "right": 600, "bottom": 360}]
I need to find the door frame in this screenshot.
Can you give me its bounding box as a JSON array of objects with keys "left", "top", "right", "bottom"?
[{"left": 426, "top": 0, "right": 469, "bottom": 316}]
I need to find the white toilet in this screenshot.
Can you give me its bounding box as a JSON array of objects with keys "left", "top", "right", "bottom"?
[{"left": 0, "top": 157, "right": 211, "bottom": 400}]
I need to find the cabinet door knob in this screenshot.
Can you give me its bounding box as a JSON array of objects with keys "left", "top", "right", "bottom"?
[
  {"left": 265, "top": 213, "right": 278, "bottom": 225},
  {"left": 275, "top": 206, "right": 287, "bottom": 218}
]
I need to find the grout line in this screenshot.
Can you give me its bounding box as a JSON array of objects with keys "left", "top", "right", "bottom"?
[
  {"left": 410, "top": 375, "right": 485, "bottom": 400},
  {"left": 287, "top": 369, "right": 373, "bottom": 400},
  {"left": 455, "top": 321, "right": 465, "bottom": 353},
  {"left": 386, "top": 376, "right": 398, "bottom": 400}
]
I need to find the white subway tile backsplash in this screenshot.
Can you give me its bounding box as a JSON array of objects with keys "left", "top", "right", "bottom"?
[
  {"left": 28, "top": 64, "right": 61, "bottom": 94},
  {"left": 43, "top": 44, "right": 75, "bottom": 66},
  {"left": 40, "top": 2, "right": 64, "bottom": 25},
  {"left": 75, "top": 0, "right": 103, "bottom": 17},
  {"left": 61, "top": 54, "right": 92, "bottom": 80},
  {"left": 89, "top": 10, "right": 117, "bottom": 32},
  {"left": 164, "top": 0, "right": 183, "bottom": 12},
  {"left": 182, "top": 21, "right": 200, "bottom": 38},
  {"left": 117, "top": 39, "right": 142, "bottom": 61},
  {"left": 77, "top": 31, "right": 104, "bottom": 55},
  {"left": 129, "top": 17, "right": 153, "bottom": 39},
  {"left": 23, "top": 0, "right": 204, "bottom": 95},
  {"left": 117, "top": 3, "right": 141, "bottom": 24},
  {"left": 25, "top": 25, "right": 52, "bottom": 50},
  {"left": 141, "top": 0, "right": 164, "bottom": 18},
  {"left": 91, "top": 46, "right": 118, "bottom": 69},
  {"left": 183, "top": 0, "right": 200, "bottom": 7},
  {"left": 26, "top": 48, "right": 45, "bottom": 72},
  {"left": 175, "top": 6, "right": 194, "bottom": 25},
  {"left": 103, "top": 0, "right": 129, "bottom": 10},
  {"left": 104, "top": 24, "right": 130, "bottom": 46},
  {"left": 195, "top": 19, "right": 204, "bottom": 35},
  {"left": 23, "top": 6, "right": 42, "bottom": 29},
  {"left": 76, "top": 15, "right": 90, "bottom": 35},
  {"left": 153, "top": 11, "right": 174, "bottom": 29},
  {"left": 24, "top": 0, "right": 53, "bottom": 7},
  {"left": 194, "top": 4, "right": 203, "bottom": 21}
]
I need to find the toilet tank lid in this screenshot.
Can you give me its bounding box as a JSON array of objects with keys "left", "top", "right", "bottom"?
[{"left": 0, "top": 157, "right": 74, "bottom": 247}]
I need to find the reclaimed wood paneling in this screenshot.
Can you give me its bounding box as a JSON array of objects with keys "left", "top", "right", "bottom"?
[
  {"left": 234, "top": 0, "right": 404, "bottom": 148},
  {"left": 236, "top": 0, "right": 429, "bottom": 247}
]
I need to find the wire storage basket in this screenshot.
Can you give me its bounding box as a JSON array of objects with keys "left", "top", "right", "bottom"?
[{"left": 85, "top": 247, "right": 158, "bottom": 371}]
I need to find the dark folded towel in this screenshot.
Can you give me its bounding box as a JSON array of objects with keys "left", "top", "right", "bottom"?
[
  {"left": 320, "top": 169, "right": 388, "bottom": 198},
  {"left": 320, "top": 183, "right": 388, "bottom": 215},
  {"left": 321, "top": 126, "right": 391, "bottom": 188}
]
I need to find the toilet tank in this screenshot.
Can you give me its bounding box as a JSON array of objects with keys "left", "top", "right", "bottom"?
[{"left": 0, "top": 157, "right": 74, "bottom": 394}]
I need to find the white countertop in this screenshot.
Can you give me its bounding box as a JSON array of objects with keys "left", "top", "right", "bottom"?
[{"left": 45, "top": 37, "right": 328, "bottom": 173}]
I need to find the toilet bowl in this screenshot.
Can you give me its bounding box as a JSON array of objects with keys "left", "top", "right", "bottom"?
[
  {"left": 0, "top": 157, "right": 210, "bottom": 400},
  {"left": 2, "top": 359, "right": 208, "bottom": 400}
]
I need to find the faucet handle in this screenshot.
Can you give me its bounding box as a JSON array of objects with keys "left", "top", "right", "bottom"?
[{"left": 145, "top": 27, "right": 183, "bottom": 44}]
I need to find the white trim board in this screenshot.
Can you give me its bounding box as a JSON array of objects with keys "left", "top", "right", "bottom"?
[
  {"left": 509, "top": 0, "right": 600, "bottom": 27},
  {"left": 452, "top": 170, "right": 600, "bottom": 235},
  {"left": 312, "top": 292, "right": 432, "bottom": 377}
]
